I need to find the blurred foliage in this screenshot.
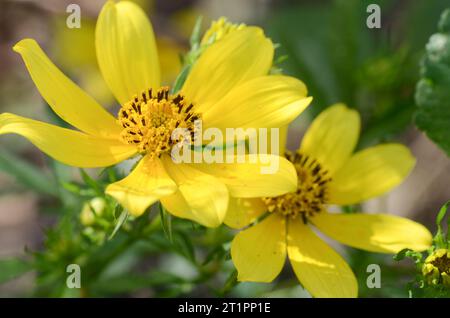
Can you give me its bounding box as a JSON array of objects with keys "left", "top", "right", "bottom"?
[
  {"left": 0, "top": 258, "right": 32, "bottom": 285},
  {"left": 415, "top": 9, "right": 450, "bottom": 157},
  {"left": 0, "top": 162, "right": 235, "bottom": 297},
  {"left": 267, "top": 0, "right": 450, "bottom": 148}
]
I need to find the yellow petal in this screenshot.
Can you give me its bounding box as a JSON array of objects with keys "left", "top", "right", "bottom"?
[
  {"left": 0, "top": 113, "right": 135, "bottom": 167},
  {"left": 224, "top": 197, "right": 267, "bottom": 229},
  {"left": 13, "top": 39, "right": 121, "bottom": 138},
  {"left": 300, "top": 104, "right": 360, "bottom": 176},
  {"left": 96, "top": 0, "right": 160, "bottom": 105},
  {"left": 231, "top": 214, "right": 286, "bottom": 282},
  {"left": 312, "top": 212, "right": 432, "bottom": 253},
  {"left": 251, "top": 125, "right": 289, "bottom": 155},
  {"left": 203, "top": 76, "right": 312, "bottom": 131},
  {"left": 161, "top": 156, "right": 229, "bottom": 227},
  {"left": 182, "top": 27, "right": 273, "bottom": 112},
  {"left": 105, "top": 156, "right": 177, "bottom": 216},
  {"left": 160, "top": 191, "right": 192, "bottom": 220},
  {"left": 193, "top": 154, "right": 297, "bottom": 198},
  {"left": 328, "top": 144, "right": 416, "bottom": 205},
  {"left": 287, "top": 219, "right": 357, "bottom": 298}
]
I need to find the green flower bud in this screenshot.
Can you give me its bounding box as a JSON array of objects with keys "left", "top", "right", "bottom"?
[{"left": 80, "top": 197, "right": 106, "bottom": 226}]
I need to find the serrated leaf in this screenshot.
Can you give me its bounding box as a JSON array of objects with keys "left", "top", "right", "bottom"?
[{"left": 415, "top": 8, "right": 450, "bottom": 157}]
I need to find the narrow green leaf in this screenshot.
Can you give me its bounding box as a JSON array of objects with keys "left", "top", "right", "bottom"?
[
  {"left": 171, "top": 64, "right": 191, "bottom": 94},
  {"left": 80, "top": 169, "right": 102, "bottom": 196},
  {"left": 434, "top": 200, "right": 450, "bottom": 247},
  {"left": 0, "top": 150, "right": 58, "bottom": 196},
  {"left": 174, "top": 231, "right": 196, "bottom": 264},
  {"left": 190, "top": 16, "right": 203, "bottom": 48},
  {"left": 0, "top": 258, "right": 32, "bottom": 284},
  {"left": 159, "top": 203, "right": 173, "bottom": 243},
  {"left": 108, "top": 208, "right": 129, "bottom": 240},
  {"left": 221, "top": 270, "right": 239, "bottom": 296},
  {"left": 202, "top": 245, "right": 226, "bottom": 265}
]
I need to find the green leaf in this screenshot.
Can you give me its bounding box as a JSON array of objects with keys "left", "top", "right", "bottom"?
[
  {"left": 415, "top": 8, "right": 450, "bottom": 157},
  {"left": 108, "top": 208, "right": 128, "bottom": 240},
  {"left": 171, "top": 64, "right": 191, "bottom": 94},
  {"left": 159, "top": 203, "right": 173, "bottom": 243},
  {"left": 0, "top": 258, "right": 32, "bottom": 284},
  {"left": 220, "top": 269, "right": 239, "bottom": 296},
  {"left": 190, "top": 16, "right": 203, "bottom": 49},
  {"left": 0, "top": 150, "right": 58, "bottom": 196},
  {"left": 202, "top": 245, "right": 226, "bottom": 265},
  {"left": 394, "top": 248, "right": 413, "bottom": 261},
  {"left": 434, "top": 200, "right": 450, "bottom": 248},
  {"left": 89, "top": 271, "right": 186, "bottom": 295},
  {"left": 393, "top": 248, "right": 423, "bottom": 264},
  {"left": 173, "top": 231, "right": 196, "bottom": 264},
  {"left": 80, "top": 169, "right": 103, "bottom": 196}
]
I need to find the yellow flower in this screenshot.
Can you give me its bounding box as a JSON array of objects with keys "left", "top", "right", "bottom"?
[
  {"left": 0, "top": 1, "right": 311, "bottom": 228},
  {"left": 229, "top": 104, "right": 432, "bottom": 297},
  {"left": 422, "top": 248, "right": 450, "bottom": 287}
]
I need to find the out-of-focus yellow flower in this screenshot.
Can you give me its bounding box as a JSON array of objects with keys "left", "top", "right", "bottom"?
[
  {"left": 156, "top": 36, "right": 184, "bottom": 85},
  {"left": 422, "top": 248, "right": 450, "bottom": 287},
  {"left": 171, "top": 8, "right": 205, "bottom": 39},
  {"left": 0, "top": 1, "right": 311, "bottom": 227},
  {"left": 229, "top": 104, "right": 432, "bottom": 298},
  {"left": 52, "top": 18, "right": 115, "bottom": 107},
  {"left": 80, "top": 197, "right": 106, "bottom": 226}
]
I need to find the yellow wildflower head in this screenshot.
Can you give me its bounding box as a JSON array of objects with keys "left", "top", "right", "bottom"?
[
  {"left": 0, "top": 0, "right": 311, "bottom": 228},
  {"left": 229, "top": 104, "right": 432, "bottom": 298},
  {"left": 422, "top": 248, "right": 450, "bottom": 287},
  {"left": 117, "top": 87, "right": 200, "bottom": 158},
  {"left": 262, "top": 151, "right": 331, "bottom": 221}
]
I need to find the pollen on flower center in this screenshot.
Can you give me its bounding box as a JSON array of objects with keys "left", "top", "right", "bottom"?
[
  {"left": 422, "top": 248, "right": 450, "bottom": 286},
  {"left": 118, "top": 87, "right": 200, "bottom": 159},
  {"left": 431, "top": 253, "right": 450, "bottom": 274},
  {"left": 262, "top": 151, "right": 331, "bottom": 222}
]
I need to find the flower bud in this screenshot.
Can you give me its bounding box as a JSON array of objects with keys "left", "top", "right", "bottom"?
[
  {"left": 422, "top": 248, "right": 450, "bottom": 287},
  {"left": 80, "top": 197, "right": 106, "bottom": 226}
]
